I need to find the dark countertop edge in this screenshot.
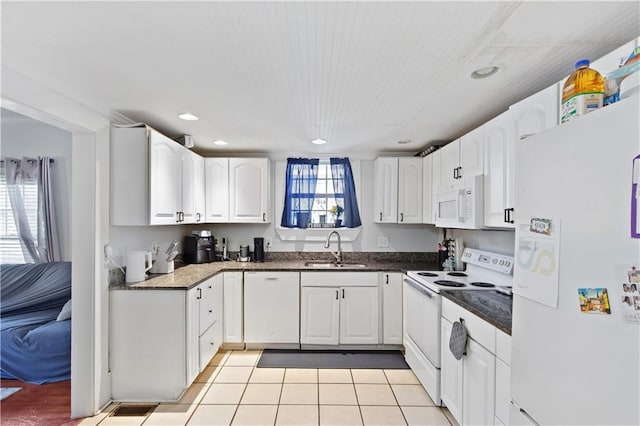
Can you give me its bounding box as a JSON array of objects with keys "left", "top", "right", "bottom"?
[
  {"left": 110, "top": 261, "right": 439, "bottom": 291},
  {"left": 440, "top": 290, "right": 512, "bottom": 336}
]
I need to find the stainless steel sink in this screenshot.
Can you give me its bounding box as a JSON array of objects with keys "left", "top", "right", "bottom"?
[
  {"left": 304, "top": 261, "right": 337, "bottom": 267},
  {"left": 336, "top": 263, "right": 368, "bottom": 268},
  {"left": 303, "top": 261, "right": 368, "bottom": 268}
]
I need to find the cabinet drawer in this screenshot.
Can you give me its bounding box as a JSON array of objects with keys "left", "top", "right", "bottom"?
[
  {"left": 199, "top": 322, "right": 220, "bottom": 372},
  {"left": 301, "top": 272, "right": 378, "bottom": 287},
  {"left": 244, "top": 271, "right": 299, "bottom": 282},
  {"left": 496, "top": 329, "right": 512, "bottom": 365},
  {"left": 442, "top": 298, "right": 495, "bottom": 353}
]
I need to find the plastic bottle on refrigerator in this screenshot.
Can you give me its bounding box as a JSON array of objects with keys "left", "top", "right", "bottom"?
[{"left": 560, "top": 59, "right": 605, "bottom": 123}]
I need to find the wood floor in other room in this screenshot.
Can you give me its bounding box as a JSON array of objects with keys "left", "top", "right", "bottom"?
[{"left": 0, "top": 379, "right": 79, "bottom": 426}]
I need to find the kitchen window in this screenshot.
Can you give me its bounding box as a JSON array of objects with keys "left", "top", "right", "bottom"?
[{"left": 277, "top": 158, "right": 362, "bottom": 242}]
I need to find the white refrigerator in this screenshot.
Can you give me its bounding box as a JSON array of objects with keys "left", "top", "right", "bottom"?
[{"left": 510, "top": 97, "right": 640, "bottom": 425}]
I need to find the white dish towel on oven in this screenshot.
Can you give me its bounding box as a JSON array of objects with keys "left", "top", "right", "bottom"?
[{"left": 449, "top": 319, "right": 468, "bottom": 360}]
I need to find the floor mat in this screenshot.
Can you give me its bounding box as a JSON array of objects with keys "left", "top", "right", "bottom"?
[
  {"left": 0, "top": 387, "right": 22, "bottom": 401},
  {"left": 257, "top": 349, "right": 409, "bottom": 369}
]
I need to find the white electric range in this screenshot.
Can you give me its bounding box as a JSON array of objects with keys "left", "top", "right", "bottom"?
[{"left": 402, "top": 248, "right": 514, "bottom": 405}]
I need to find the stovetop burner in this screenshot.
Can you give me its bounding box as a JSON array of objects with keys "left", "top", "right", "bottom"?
[
  {"left": 433, "top": 280, "right": 466, "bottom": 287},
  {"left": 469, "top": 282, "right": 496, "bottom": 288},
  {"left": 417, "top": 272, "right": 439, "bottom": 277},
  {"left": 447, "top": 271, "right": 468, "bottom": 277}
]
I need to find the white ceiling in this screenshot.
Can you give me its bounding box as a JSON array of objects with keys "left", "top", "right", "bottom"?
[{"left": 2, "top": 1, "right": 639, "bottom": 156}]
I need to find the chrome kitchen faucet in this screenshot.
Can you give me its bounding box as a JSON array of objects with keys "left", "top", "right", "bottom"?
[{"left": 324, "top": 230, "right": 342, "bottom": 263}]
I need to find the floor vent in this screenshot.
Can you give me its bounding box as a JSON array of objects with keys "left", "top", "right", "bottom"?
[{"left": 111, "top": 404, "right": 157, "bottom": 417}]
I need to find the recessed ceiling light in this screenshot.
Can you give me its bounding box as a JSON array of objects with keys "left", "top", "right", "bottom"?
[
  {"left": 213, "top": 140, "right": 228, "bottom": 146},
  {"left": 178, "top": 112, "right": 199, "bottom": 121},
  {"left": 470, "top": 65, "right": 500, "bottom": 79},
  {"left": 311, "top": 139, "right": 327, "bottom": 145},
  {"left": 397, "top": 140, "right": 413, "bottom": 145}
]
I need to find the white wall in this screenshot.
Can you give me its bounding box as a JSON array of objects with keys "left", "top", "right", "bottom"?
[
  {"left": 1, "top": 113, "right": 73, "bottom": 260},
  {"left": 109, "top": 225, "right": 186, "bottom": 266}
]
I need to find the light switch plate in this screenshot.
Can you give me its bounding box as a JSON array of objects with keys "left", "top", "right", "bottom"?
[{"left": 378, "top": 236, "right": 389, "bottom": 248}]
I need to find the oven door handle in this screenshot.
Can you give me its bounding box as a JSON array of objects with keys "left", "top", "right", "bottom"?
[{"left": 404, "top": 276, "right": 435, "bottom": 298}]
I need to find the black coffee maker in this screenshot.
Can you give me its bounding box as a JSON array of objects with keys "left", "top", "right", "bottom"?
[
  {"left": 253, "top": 237, "right": 265, "bottom": 262},
  {"left": 184, "top": 231, "right": 215, "bottom": 264}
]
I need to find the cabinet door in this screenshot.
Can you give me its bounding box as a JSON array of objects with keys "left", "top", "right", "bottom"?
[
  {"left": 382, "top": 273, "right": 403, "bottom": 344},
  {"left": 462, "top": 338, "right": 496, "bottom": 426},
  {"left": 373, "top": 157, "right": 398, "bottom": 223},
  {"left": 186, "top": 287, "right": 200, "bottom": 382},
  {"left": 397, "top": 158, "right": 423, "bottom": 223},
  {"left": 193, "top": 153, "right": 205, "bottom": 224},
  {"left": 229, "top": 158, "right": 270, "bottom": 223},
  {"left": 483, "top": 110, "right": 515, "bottom": 228},
  {"left": 340, "top": 286, "right": 379, "bottom": 344},
  {"left": 244, "top": 272, "right": 300, "bottom": 344},
  {"left": 437, "top": 141, "right": 459, "bottom": 193},
  {"left": 422, "top": 154, "right": 434, "bottom": 224},
  {"left": 223, "top": 272, "right": 243, "bottom": 344},
  {"left": 459, "top": 125, "right": 484, "bottom": 181},
  {"left": 149, "top": 130, "right": 180, "bottom": 225},
  {"left": 511, "top": 83, "right": 559, "bottom": 141},
  {"left": 440, "top": 318, "right": 463, "bottom": 424},
  {"left": 301, "top": 287, "right": 340, "bottom": 345},
  {"left": 179, "top": 147, "right": 197, "bottom": 224},
  {"left": 495, "top": 357, "right": 511, "bottom": 425},
  {"left": 204, "top": 158, "right": 229, "bottom": 223}
]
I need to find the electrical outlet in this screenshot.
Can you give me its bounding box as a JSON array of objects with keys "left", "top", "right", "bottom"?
[
  {"left": 378, "top": 236, "right": 389, "bottom": 248},
  {"left": 265, "top": 238, "right": 272, "bottom": 248}
]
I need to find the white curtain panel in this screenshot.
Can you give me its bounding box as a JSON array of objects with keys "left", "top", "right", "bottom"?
[
  {"left": 2, "top": 157, "right": 60, "bottom": 263},
  {"left": 38, "top": 157, "right": 60, "bottom": 262}
]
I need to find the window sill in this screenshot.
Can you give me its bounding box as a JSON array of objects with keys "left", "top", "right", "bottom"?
[{"left": 275, "top": 226, "right": 362, "bottom": 242}]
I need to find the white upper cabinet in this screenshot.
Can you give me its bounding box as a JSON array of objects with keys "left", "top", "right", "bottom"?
[
  {"left": 374, "top": 157, "right": 422, "bottom": 224},
  {"left": 458, "top": 125, "right": 485, "bottom": 180},
  {"left": 511, "top": 83, "right": 559, "bottom": 141},
  {"left": 436, "top": 139, "right": 460, "bottom": 193},
  {"left": 204, "top": 157, "right": 270, "bottom": 224},
  {"left": 422, "top": 154, "right": 435, "bottom": 224},
  {"left": 483, "top": 110, "right": 516, "bottom": 228},
  {"left": 193, "top": 153, "right": 205, "bottom": 224},
  {"left": 229, "top": 158, "right": 270, "bottom": 223},
  {"left": 111, "top": 126, "right": 205, "bottom": 226},
  {"left": 178, "top": 147, "right": 198, "bottom": 224},
  {"left": 397, "top": 158, "right": 423, "bottom": 223},
  {"left": 437, "top": 125, "right": 484, "bottom": 194},
  {"left": 149, "top": 130, "right": 182, "bottom": 225},
  {"left": 373, "top": 157, "right": 399, "bottom": 223},
  {"left": 204, "top": 158, "right": 229, "bottom": 223}
]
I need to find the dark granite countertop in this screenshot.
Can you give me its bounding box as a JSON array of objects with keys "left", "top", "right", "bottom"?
[
  {"left": 441, "top": 290, "right": 513, "bottom": 335},
  {"left": 110, "top": 259, "right": 438, "bottom": 291}
]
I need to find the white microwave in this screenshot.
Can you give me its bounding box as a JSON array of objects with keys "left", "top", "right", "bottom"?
[{"left": 435, "top": 174, "right": 484, "bottom": 229}]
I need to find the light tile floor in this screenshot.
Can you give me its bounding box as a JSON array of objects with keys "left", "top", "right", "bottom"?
[{"left": 80, "top": 350, "right": 458, "bottom": 426}]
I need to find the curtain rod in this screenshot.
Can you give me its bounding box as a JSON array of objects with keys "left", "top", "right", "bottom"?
[{"left": 0, "top": 158, "right": 55, "bottom": 164}]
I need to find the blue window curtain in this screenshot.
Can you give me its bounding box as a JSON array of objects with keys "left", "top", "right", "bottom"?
[
  {"left": 330, "top": 158, "right": 362, "bottom": 228},
  {"left": 281, "top": 158, "right": 319, "bottom": 228}
]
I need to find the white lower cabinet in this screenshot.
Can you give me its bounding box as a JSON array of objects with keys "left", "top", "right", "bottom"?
[
  {"left": 462, "top": 338, "right": 496, "bottom": 426},
  {"left": 223, "top": 271, "right": 244, "bottom": 346},
  {"left": 244, "top": 271, "right": 300, "bottom": 346},
  {"left": 441, "top": 319, "right": 464, "bottom": 422},
  {"left": 110, "top": 276, "right": 223, "bottom": 402},
  {"left": 441, "top": 298, "right": 505, "bottom": 426},
  {"left": 381, "top": 272, "right": 403, "bottom": 344},
  {"left": 301, "top": 272, "right": 379, "bottom": 345}
]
